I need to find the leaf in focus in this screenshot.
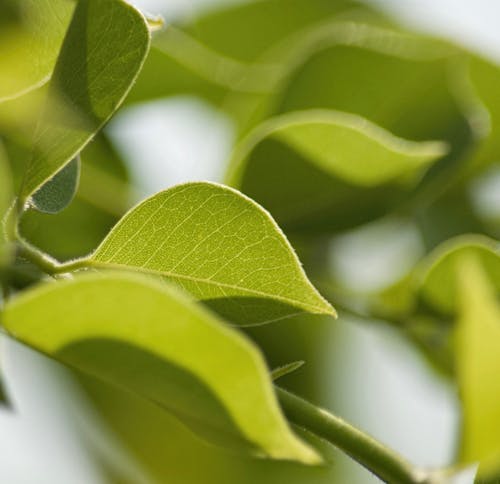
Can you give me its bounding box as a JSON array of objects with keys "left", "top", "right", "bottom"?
[
  {"left": 89, "top": 182, "right": 334, "bottom": 325},
  {"left": 20, "top": 0, "right": 150, "bottom": 202},
  {"left": 227, "top": 110, "right": 447, "bottom": 234},
  {"left": 30, "top": 156, "right": 80, "bottom": 214},
  {"left": 0, "top": 0, "right": 75, "bottom": 101},
  {"left": 2, "top": 271, "right": 320, "bottom": 464}
]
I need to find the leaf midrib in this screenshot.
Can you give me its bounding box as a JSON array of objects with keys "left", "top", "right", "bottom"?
[{"left": 87, "top": 260, "right": 332, "bottom": 315}]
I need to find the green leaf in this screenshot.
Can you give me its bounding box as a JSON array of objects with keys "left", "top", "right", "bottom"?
[
  {"left": 0, "top": 0, "right": 75, "bottom": 102},
  {"left": 20, "top": 0, "right": 150, "bottom": 202},
  {"left": 127, "top": 0, "right": 374, "bottom": 105},
  {"left": 2, "top": 271, "right": 320, "bottom": 464},
  {"left": 418, "top": 238, "right": 500, "bottom": 478},
  {"left": 88, "top": 182, "right": 334, "bottom": 325},
  {"left": 15, "top": 133, "right": 132, "bottom": 261},
  {"left": 455, "top": 253, "right": 500, "bottom": 478},
  {"left": 271, "top": 361, "right": 305, "bottom": 381},
  {"left": 30, "top": 156, "right": 80, "bottom": 214},
  {"left": 463, "top": 54, "right": 500, "bottom": 175},
  {"left": 419, "top": 236, "right": 500, "bottom": 316},
  {"left": 0, "top": 140, "right": 13, "bottom": 268},
  {"left": 226, "top": 109, "right": 447, "bottom": 233}
]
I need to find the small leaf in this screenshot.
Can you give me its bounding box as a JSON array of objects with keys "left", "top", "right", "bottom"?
[
  {"left": 2, "top": 271, "right": 320, "bottom": 464},
  {"left": 30, "top": 156, "right": 80, "bottom": 214},
  {"left": 271, "top": 361, "right": 305, "bottom": 381},
  {"left": 18, "top": 133, "right": 131, "bottom": 261},
  {"left": 20, "top": 0, "right": 150, "bottom": 202},
  {"left": 89, "top": 182, "right": 335, "bottom": 325},
  {"left": 226, "top": 110, "right": 447, "bottom": 233}
]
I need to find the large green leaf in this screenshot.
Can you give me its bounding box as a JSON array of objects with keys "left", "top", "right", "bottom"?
[
  {"left": 226, "top": 109, "right": 447, "bottom": 233},
  {"left": 418, "top": 238, "right": 500, "bottom": 478},
  {"left": 2, "top": 271, "right": 320, "bottom": 464},
  {"left": 20, "top": 0, "right": 150, "bottom": 203},
  {"left": 87, "top": 182, "right": 334, "bottom": 325},
  {"left": 0, "top": 0, "right": 75, "bottom": 102},
  {"left": 127, "top": 0, "right": 375, "bottom": 105}
]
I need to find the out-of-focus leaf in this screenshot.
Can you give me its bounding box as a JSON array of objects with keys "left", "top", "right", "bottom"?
[
  {"left": 0, "top": 140, "right": 13, "bottom": 269},
  {"left": 463, "top": 55, "right": 500, "bottom": 176},
  {"left": 227, "top": 110, "right": 446, "bottom": 234},
  {"left": 127, "top": 1, "right": 380, "bottom": 106},
  {"left": 87, "top": 182, "right": 334, "bottom": 326},
  {"left": 20, "top": 0, "right": 150, "bottom": 203},
  {"left": 183, "top": 0, "right": 373, "bottom": 62},
  {"left": 30, "top": 156, "right": 80, "bottom": 214},
  {"left": 0, "top": 0, "right": 75, "bottom": 101},
  {"left": 419, "top": 238, "right": 500, "bottom": 478},
  {"left": 454, "top": 254, "right": 500, "bottom": 478},
  {"left": 271, "top": 361, "right": 305, "bottom": 381},
  {"left": 3, "top": 271, "right": 320, "bottom": 464},
  {"left": 78, "top": 372, "right": 343, "bottom": 484},
  {"left": 273, "top": 42, "right": 468, "bottom": 145},
  {"left": 419, "top": 236, "right": 500, "bottom": 315}
]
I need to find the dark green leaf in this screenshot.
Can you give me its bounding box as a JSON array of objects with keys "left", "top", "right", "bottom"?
[{"left": 30, "top": 156, "right": 80, "bottom": 214}]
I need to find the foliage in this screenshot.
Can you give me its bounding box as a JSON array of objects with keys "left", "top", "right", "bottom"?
[{"left": 2, "top": 0, "right": 500, "bottom": 483}]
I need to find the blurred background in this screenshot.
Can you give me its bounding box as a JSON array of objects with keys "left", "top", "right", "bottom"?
[{"left": 2, "top": 0, "right": 500, "bottom": 482}]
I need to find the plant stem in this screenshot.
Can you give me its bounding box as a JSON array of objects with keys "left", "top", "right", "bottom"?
[
  {"left": 16, "top": 239, "right": 87, "bottom": 275},
  {"left": 276, "top": 387, "right": 432, "bottom": 484}
]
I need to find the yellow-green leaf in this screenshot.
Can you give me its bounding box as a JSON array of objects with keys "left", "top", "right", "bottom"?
[
  {"left": 0, "top": 0, "right": 75, "bottom": 102},
  {"left": 227, "top": 109, "right": 447, "bottom": 233},
  {"left": 419, "top": 238, "right": 500, "bottom": 478},
  {"left": 88, "top": 182, "right": 335, "bottom": 325},
  {"left": 2, "top": 271, "right": 320, "bottom": 464},
  {"left": 20, "top": 0, "right": 150, "bottom": 202}
]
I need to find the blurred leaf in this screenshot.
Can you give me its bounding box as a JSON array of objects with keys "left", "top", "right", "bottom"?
[
  {"left": 78, "top": 372, "right": 342, "bottom": 484},
  {"left": 0, "top": 140, "right": 13, "bottom": 269},
  {"left": 271, "top": 361, "right": 305, "bottom": 381},
  {"left": 463, "top": 55, "right": 500, "bottom": 176},
  {"left": 88, "top": 182, "right": 335, "bottom": 325},
  {"left": 31, "top": 156, "right": 80, "bottom": 214},
  {"left": 454, "top": 253, "right": 500, "bottom": 478},
  {"left": 20, "top": 0, "right": 150, "bottom": 202},
  {"left": 418, "top": 238, "right": 500, "bottom": 477},
  {"left": 0, "top": 0, "right": 74, "bottom": 101},
  {"left": 227, "top": 110, "right": 446, "bottom": 234},
  {"left": 182, "top": 0, "right": 373, "bottom": 62},
  {"left": 3, "top": 271, "right": 320, "bottom": 464},
  {"left": 128, "top": 1, "right": 381, "bottom": 106},
  {"left": 419, "top": 236, "right": 500, "bottom": 316}
]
